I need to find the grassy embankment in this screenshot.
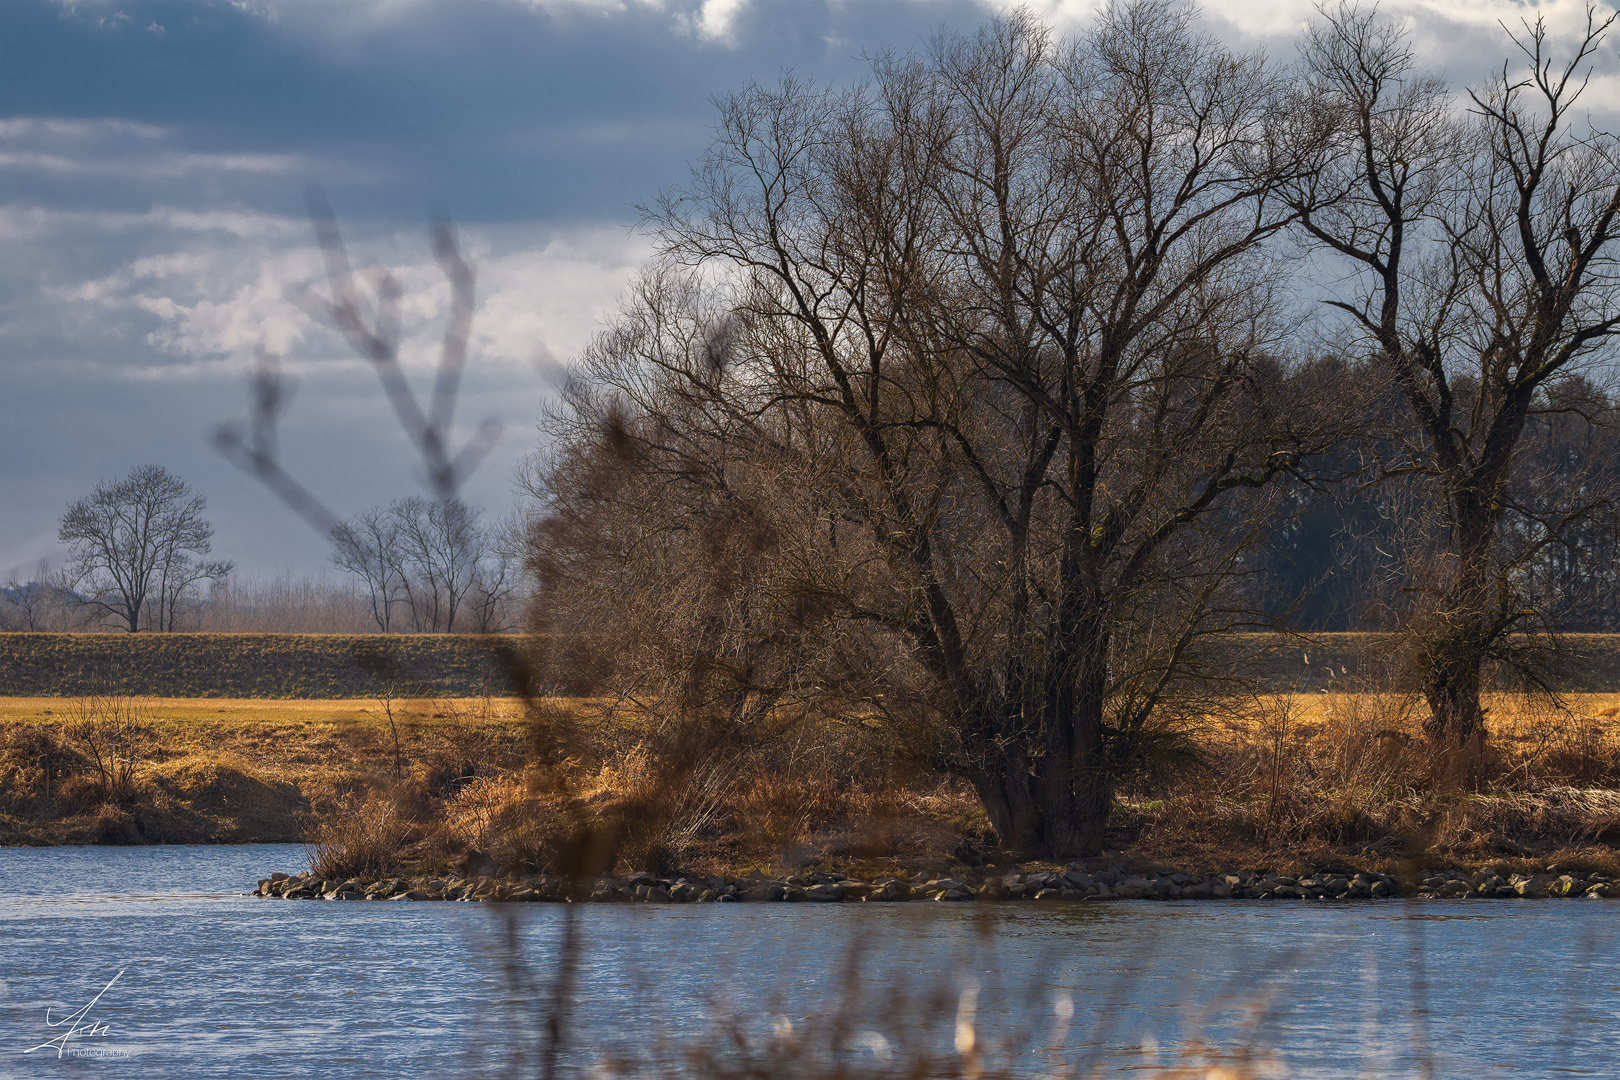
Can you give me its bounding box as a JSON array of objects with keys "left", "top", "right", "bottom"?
[
  {"left": 1, "top": 633, "right": 1617, "bottom": 879},
  {"left": 0, "top": 632, "right": 533, "bottom": 698}
]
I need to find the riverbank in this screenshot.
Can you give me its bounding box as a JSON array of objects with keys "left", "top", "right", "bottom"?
[
  {"left": 256, "top": 863, "right": 1617, "bottom": 902},
  {"left": 5, "top": 692, "right": 1617, "bottom": 888},
  {"left": 0, "top": 696, "right": 531, "bottom": 845}
]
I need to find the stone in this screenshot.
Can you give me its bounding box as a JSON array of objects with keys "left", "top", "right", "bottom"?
[
  {"left": 806, "top": 884, "right": 844, "bottom": 902},
  {"left": 872, "top": 880, "right": 909, "bottom": 902},
  {"left": 1114, "top": 877, "right": 1155, "bottom": 899},
  {"left": 1513, "top": 875, "right": 1552, "bottom": 897}
]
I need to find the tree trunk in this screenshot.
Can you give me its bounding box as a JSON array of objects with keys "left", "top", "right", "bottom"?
[
  {"left": 1418, "top": 482, "right": 1499, "bottom": 751},
  {"left": 969, "top": 749, "right": 1112, "bottom": 859},
  {"left": 965, "top": 664, "right": 1114, "bottom": 860},
  {"left": 1419, "top": 638, "right": 1484, "bottom": 745}
]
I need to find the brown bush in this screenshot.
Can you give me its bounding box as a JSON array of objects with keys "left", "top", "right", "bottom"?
[
  {"left": 0, "top": 723, "right": 90, "bottom": 813},
  {"left": 63, "top": 694, "right": 150, "bottom": 807},
  {"left": 307, "top": 790, "right": 414, "bottom": 879}
]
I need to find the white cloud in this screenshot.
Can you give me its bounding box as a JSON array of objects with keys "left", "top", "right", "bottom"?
[
  {"left": 14, "top": 210, "right": 652, "bottom": 383},
  {"left": 0, "top": 117, "right": 165, "bottom": 140},
  {"left": 0, "top": 149, "right": 309, "bottom": 178},
  {"left": 0, "top": 205, "right": 308, "bottom": 243},
  {"left": 982, "top": 0, "right": 1620, "bottom": 60},
  {"left": 694, "top": 0, "right": 749, "bottom": 43}
]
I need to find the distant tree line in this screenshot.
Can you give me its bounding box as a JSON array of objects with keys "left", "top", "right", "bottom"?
[
  {"left": 1253, "top": 364, "right": 1620, "bottom": 634},
  {"left": 3, "top": 467, "right": 529, "bottom": 635},
  {"left": 328, "top": 497, "right": 525, "bottom": 634}
]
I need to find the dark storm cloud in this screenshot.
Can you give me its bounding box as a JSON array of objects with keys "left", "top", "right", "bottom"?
[{"left": 2, "top": 0, "right": 992, "bottom": 222}]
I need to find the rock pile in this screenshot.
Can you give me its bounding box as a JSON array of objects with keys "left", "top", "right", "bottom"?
[{"left": 255, "top": 864, "right": 1617, "bottom": 902}]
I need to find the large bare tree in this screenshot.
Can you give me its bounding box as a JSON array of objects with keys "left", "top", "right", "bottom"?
[
  {"left": 1295, "top": 5, "right": 1620, "bottom": 755},
  {"left": 532, "top": 2, "right": 1336, "bottom": 858},
  {"left": 59, "top": 464, "right": 231, "bottom": 633}
]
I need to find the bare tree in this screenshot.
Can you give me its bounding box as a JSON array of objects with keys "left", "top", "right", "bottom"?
[
  {"left": 331, "top": 497, "right": 495, "bottom": 632},
  {"left": 331, "top": 506, "right": 407, "bottom": 632},
  {"left": 1295, "top": 5, "right": 1620, "bottom": 756},
  {"left": 392, "top": 496, "right": 482, "bottom": 632},
  {"left": 466, "top": 510, "right": 529, "bottom": 634},
  {"left": 150, "top": 533, "right": 233, "bottom": 633},
  {"left": 531, "top": 2, "right": 1337, "bottom": 858},
  {"left": 1, "top": 558, "right": 84, "bottom": 632},
  {"left": 58, "top": 465, "right": 231, "bottom": 633}
]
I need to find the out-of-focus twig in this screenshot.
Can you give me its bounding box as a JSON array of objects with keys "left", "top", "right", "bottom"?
[{"left": 214, "top": 185, "right": 503, "bottom": 528}]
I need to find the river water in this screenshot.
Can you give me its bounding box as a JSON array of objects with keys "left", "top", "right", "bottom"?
[{"left": 0, "top": 845, "right": 1615, "bottom": 1078}]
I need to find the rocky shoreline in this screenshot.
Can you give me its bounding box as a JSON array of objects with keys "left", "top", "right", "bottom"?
[{"left": 257, "top": 864, "right": 1618, "bottom": 903}]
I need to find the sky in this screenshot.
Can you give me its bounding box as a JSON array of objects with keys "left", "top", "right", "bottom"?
[{"left": 2, "top": 0, "right": 1615, "bottom": 583}]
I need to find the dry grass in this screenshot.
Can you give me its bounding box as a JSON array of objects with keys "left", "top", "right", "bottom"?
[
  {"left": 0, "top": 694, "right": 536, "bottom": 846},
  {"left": 0, "top": 691, "right": 979, "bottom": 875},
  {"left": 1116, "top": 691, "right": 1620, "bottom": 876},
  {"left": 415, "top": 708, "right": 988, "bottom": 880},
  {"left": 5, "top": 689, "right": 1616, "bottom": 882}
]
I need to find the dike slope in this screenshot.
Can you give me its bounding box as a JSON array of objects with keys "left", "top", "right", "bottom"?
[{"left": 0, "top": 633, "right": 535, "bottom": 698}]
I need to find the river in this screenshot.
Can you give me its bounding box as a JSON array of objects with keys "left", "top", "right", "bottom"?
[{"left": 0, "top": 845, "right": 1615, "bottom": 1078}]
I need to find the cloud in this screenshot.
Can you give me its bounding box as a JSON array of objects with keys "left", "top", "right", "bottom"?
[
  {"left": 0, "top": 117, "right": 166, "bottom": 140},
  {"left": 7, "top": 206, "right": 651, "bottom": 383},
  {"left": 692, "top": 0, "right": 750, "bottom": 43},
  {"left": 0, "top": 148, "right": 309, "bottom": 177},
  {"left": 0, "top": 113, "right": 324, "bottom": 197}
]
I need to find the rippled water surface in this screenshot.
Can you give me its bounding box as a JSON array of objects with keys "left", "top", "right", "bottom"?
[{"left": 1, "top": 845, "right": 1616, "bottom": 1078}]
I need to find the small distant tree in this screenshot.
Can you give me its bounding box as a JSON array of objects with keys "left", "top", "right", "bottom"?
[
  {"left": 465, "top": 510, "right": 529, "bottom": 634},
  {"left": 331, "top": 497, "right": 495, "bottom": 632},
  {"left": 331, "top": 506, "right": 407, "bottom": 631},
  {"left": 1, "top": 558, "right": 83, "bottom": 632},
  {"left": 58, "top": 465, "right": 231, "bottom": 633},
  {"left": 393, "top": 496, "right": 482, "bottom": 632}
]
